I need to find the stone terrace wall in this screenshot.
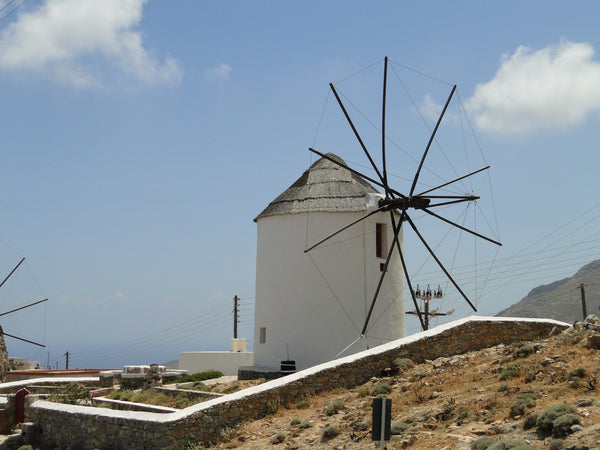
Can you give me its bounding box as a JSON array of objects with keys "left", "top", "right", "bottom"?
[{"left": 25, "top": 316, "right": 569, "bottom": 450}]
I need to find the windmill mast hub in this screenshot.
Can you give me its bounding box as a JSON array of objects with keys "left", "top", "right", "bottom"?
[{"left": 379, "top": 196, "right": 431, "bottom": 211}]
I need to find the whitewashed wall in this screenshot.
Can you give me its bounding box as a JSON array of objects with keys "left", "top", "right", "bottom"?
[
  {"left": 253, "top": 209, "right": 404, "bottom": 370},
  {"left": 178, "top": 351, "right": 253, "bottom": 376}
]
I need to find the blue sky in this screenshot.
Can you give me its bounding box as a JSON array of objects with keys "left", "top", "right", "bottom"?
[{"left": 1, "top": 0, "right": 600, "bottom": 369}]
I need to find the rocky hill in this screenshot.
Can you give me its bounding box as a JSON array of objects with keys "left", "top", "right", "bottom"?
[
  {"left": 497, "top": 259, "right": 600, "bottom": 323},
  {"left": 204, "top": 317, "right": 600, "bottom": 449}
]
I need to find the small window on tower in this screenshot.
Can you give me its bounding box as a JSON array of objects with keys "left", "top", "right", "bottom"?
[
  {"left": 259, "top": 327, "right": 266, "bottom": 344},
  {"left": 376, "top": 223, "right": 387, "bottom": 258}
]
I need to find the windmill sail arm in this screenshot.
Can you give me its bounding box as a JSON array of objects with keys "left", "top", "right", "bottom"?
[
  {"left": 405, "top": 214, "right": 478, "bottom": 312},
  {"left": 2, "top": 331, "right": 45, "bottom": 348},
  {"left": 417, "top": 165, "right": 490, "bottom": 196},
  {"left": 420, "top": 208, "right": 502, "bottom": 246}
]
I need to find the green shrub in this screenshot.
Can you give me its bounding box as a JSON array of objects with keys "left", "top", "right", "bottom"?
[
  {"left": 371, "top": 383, "right": 393, "bottom": 396},
  {"left": 290, "top": 418, "right": 301, "bottom": 426},
  {"left": 509, "top": 393, "right": 537, "bottom": 417},
  {"left": 513, "top": 344, "right": 535, "bottom": 359},
  {"left": 321, "top": 425, "right": 340, "bottom": 441},
  {"left": 355, "top": 386, "right": 370, "bottom": 398},
  {"left": 298, "top": 421, "right": 312, "bottom": 429},
  {"left": 567, "top": 367, "right": 586, "bottom": 379},
  {"left": 394, "top": 357, "right": 415, "bottom": 370},
  {"left": 522, "top": 413, "right": 538, "bottom": 430},
  {"left": 471, "top": 436, "right": 495, "bottom": 450},
  {"left": 269, "top": 432, "right": 286, "bottom": 444},
  {"left": 497, "top": 383, "right": 509, "bottom": 392},
  {"left": 488, "top": 440, "right": 537, "bottom": 449},
  {"left": 551, "top": 413, "right": 581, "bottom": 438},
  {"left": 166, "top": 370, "right": 223, "bottom": 384},
  {"left": 499, "top": 364, "right": 522, "bottom": 381},
  {"left": 296, "top": 396, "right": 310, "bottom": 409},
  {"left": 390, "top": 421, "right": 410, "bottom": 435},
  {"left": 536, "top": 403, "right": 577, "bottom": 436},
  {"left": 325, "top": 399, "right": 345, "bottom": 416}
]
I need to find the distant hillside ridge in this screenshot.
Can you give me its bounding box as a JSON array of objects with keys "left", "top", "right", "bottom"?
[{"left": 497, "top": 259, "right": 600, "bottom": 322}]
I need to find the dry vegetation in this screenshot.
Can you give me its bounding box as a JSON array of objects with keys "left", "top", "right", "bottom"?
[{"left": 197, "top": 321, "right": 600, "bottom": 449}]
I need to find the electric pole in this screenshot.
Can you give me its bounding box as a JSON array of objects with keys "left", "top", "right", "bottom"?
[
  {"left": 233, "top": 295, "right": 239, "bottom": 339},
  {"left": 406, "top": 284, "right": 453, "bottom": 331},
  {"left": 578, "top": 284, "right": 587, "bottom": 320},
  {"left": 65, "top": 351, "right": 70, "bottom": 370}
]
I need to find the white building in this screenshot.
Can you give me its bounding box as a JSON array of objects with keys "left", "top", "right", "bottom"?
[{"left": 252, "top": 153, "right": 405, "bottom": 371}]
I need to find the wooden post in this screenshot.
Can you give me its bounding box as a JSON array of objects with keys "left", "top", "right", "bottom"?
[
  {"left": 233, "top": 295, "right": 239, "bottom": 339},
  {"left": 579, "top": 284, "right": 587, "bottom": 320}
]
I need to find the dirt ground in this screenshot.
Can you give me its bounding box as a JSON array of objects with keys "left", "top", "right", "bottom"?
[{"left": 201, "top": 323, "right": 600, "bottom": 449}]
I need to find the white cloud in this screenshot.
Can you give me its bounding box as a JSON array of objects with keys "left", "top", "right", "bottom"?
[
  {"left": 205, "top": 63, "right": 231, "bottom": 80},
  {"left": 0, "top": 0, "right": 182, "bottom": 87},
  {"left": 466, "top": 40, "right": 600, "bottom": 135}
]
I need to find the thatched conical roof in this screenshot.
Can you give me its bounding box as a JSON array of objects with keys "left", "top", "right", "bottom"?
[{"left": 255, "top": 153, "right": 379, "bottom": 221}]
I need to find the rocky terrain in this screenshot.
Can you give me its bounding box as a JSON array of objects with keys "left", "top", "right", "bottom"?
[{"left": 201, "top": 317, "right": 600, "bottom": 449}]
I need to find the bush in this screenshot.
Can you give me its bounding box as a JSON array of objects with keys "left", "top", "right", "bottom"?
[
  {"left": 298, "top": 421, "right": 312, "bottom": 429},
  {"left": 394, "top": 357, "right": 415, "bottom": 370},
  {"left": 488, "top": 440, "right": 537, "bottom": 450},
  {"left": 390, "top": 421, "right": 410, "bottom": 435},
  {"left": 536, "top": 403, "right": 577, "bottom": 436},
  {"left": 499, "top": 364, "right": 522, "bottom": 381},
  {"left": 497, "top": 383, "right": 509, "bottom": 392},
  {"left": 355, "top": 386, "right": 370, "bottom": 398},
  {"left": 325, "top": 399, "right": 345, "bottom": 416},
  {"left": 551, "top": 413, "right": 581, "bottom": 438},
  {"left": 471, "top": 436, "right": 495, "bottom": 450},
  {"left": 568, "top": 367, "right": 586, "bottom": 379},
  {"left": 522, "top": 413, "right": 538, "bottom": 430},
  {"left": 166, "top": 370, "right": 223, "bottom": 384},
  {"left": 321, "top": 425, "right": 340, "bottom": 441},
  {"left": 269, "top": 432, "right": 286, "bottom": 444},
  {"left": 513, "top": 344, "right": 535, "bottom": 359},
  {"left": 296, "top": 396, "right": 310, "bottom": 409},
  {"left": 509, "top": 393, "right": 537, "bottom": 417},
  {"left": 290, "top": 418, "right": 301, "bottom": 426},
  {"left": 371, "top": 383, "right": 393, "bottom": 396}
]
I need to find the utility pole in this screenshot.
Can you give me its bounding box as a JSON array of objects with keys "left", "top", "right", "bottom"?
[
  {"left": 406, "top": 284, "right": 453, "bottom": 331},
  {"left": 65, "top": 351, "right": 70, "bottom": 370},
  {"left": 578, "top": 284, "right": 587, "bottom": 320},
  {"left": 233, "top": 295, "right": 239, "bottom": 339}
]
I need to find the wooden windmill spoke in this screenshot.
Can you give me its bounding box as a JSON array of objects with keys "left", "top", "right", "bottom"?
[
  {"left": 409, "top": 85, "right": 457, "bottom": 197},
  {"left": 421, "top": 207, "right": 502, "bottom": 246},
  {"left": 2, "top": 331, "right": 45, "bottom": 348},
  {"left": 304, "top": 206, "right": 387, "bottom": 253},
  {"left": 381, "top": 56, "right": 390, "bottom": 196},
  {"left": 390, "top": 211, "right": 426, "bottom": 330},
  {"left": 405, "top": 213, "right": 478, "bottom": 311},
  {"left": 329, "top": 82, "right": 386, "bottom": 185},
  {"left": 417, "top": 166, "right": 490, "bottom": 196},
  {"left": 0, "top": 298, "right": 48, "bottom": 318},
  {"left": 0, "top": 257, "right": 25, "bottom": 290},
  {"left": 426, "top": 197, "right": 480, "bottom": 208}
]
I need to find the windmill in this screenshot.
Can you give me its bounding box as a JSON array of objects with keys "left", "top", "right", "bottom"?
[
  {"left": 0, "top": 257, "right": 46, "bottom": 349},
  {"left": 305, "top": 56, "right": 502, "bottom": 335}
]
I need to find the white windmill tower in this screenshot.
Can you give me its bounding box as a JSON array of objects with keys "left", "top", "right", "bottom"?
[{"left": 252, "top": 153, "right": 405, "bottom": 371}]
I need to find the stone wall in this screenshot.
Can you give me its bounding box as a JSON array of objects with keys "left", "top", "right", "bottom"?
[{"left": 24, "top": 317, "right": 569, "bottom": 450}]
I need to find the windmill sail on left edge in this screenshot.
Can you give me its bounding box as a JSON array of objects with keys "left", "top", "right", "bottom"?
[{"left": 0, "top": 257, "right": 47, "bottom": 348}]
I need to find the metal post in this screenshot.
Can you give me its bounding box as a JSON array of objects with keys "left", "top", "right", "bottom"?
[{"left": 379, "top": 398, "right": 386, "bottom": 450}]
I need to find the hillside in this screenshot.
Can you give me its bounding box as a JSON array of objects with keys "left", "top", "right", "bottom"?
[
  {"left": 201, "top": 317, "right": 600, "bottom": 449},
  {"left": 497, "top": 259, "right": 600, "bottom": 323}
]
